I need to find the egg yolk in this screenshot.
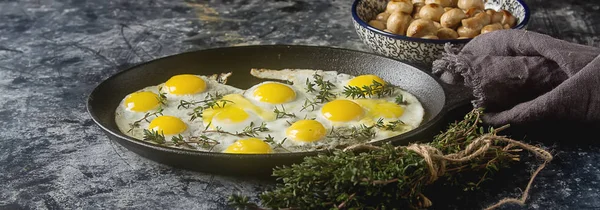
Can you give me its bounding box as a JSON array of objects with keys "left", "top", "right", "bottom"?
[
  {"left": 286, "top": 120, "right": 327, "bottom": 142},
  {"left": 356, "top": 99, "right": 404, "bottom": 119},
  {"left": 213, "top": 106, "right": 249, "bottom": 123},
  {"left": 124, "top": 91, "right": 160, "bottom": 112},
  {"left": 253, "top": 83, "right": 296, "bottom": 104},
  {"left": 224, "top": 138, "right": 273, "bottom": 154},
  {"left": 164, "top": 74, "right": 206, "bottom": 95},
  {"left": 321, "top": 99, "right": 364, "bottom": 122},
  {"left": 202, "top": 94, "right": 276, "bottom": 125},
  {"left": 347, "top": 75, "right": 386, "bottom": 92},
  {"left": 148, "top": 116, "right": 187, "bottom": 135}
]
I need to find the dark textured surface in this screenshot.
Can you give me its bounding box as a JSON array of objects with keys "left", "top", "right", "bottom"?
[{"left": 1, "top": 0, "right": 599, "bottom": 209}]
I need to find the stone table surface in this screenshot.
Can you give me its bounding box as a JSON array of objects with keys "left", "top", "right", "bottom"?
[{"left": 1, "top": 0, "right": 599, "bottom": 209}]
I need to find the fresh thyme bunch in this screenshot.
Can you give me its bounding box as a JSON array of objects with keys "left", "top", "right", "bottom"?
[{"left": 229, "top": 108, "right": 552, "bottom": 209}]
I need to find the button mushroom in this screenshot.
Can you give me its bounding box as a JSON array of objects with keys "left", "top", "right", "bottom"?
[
  {"left": 419, "top": 3, "right": 445, "bottom": 22},
  {"left": 386, "top": 12, "right": 413, "bottom": 35},
  {"left": 480, "top": 23, "right": 504, "bottom": 34},
  {"left": 369, "top": 20, "right": 387, "bottom": 30},
  {"left": 499, "top": 9, "right": 517, "bottom": 28},
  {"left": 461, "top": 12, "right": 490, "bottom": 31},
  {"left": 437, "top": 27, "right": 459, "bottom": 39},
  {"left": 425, "top": 0, "right": 452, "bottom": 7},
  {"left": 386, "top": 0, "right": 413, "bottom": 14},
  {"left": 457, "top": 0, "right": 484, "bottom": 10},
  {"left": 465, "top": 7, "right": 484, "bottom": 17},
  {"left": 412, "top": 2, "right": 425, "bottom": 19},
  {"left": 457, "top": 25, "right": 480, "bottom": 38},
  {"left": 486, "top": 9, "right": 503, "bottom": 23},
  {"left": 421, "top": 35, "right": 440, "bottom": 39},
  {"left": 406, "top": 19, "right": 438, "bottom": 37},
  {"left": 440, "top": 8, "right": 466, "bottom": 28},
  {"left": 376, "top": 12, "right": 391, "bottom": 22}
]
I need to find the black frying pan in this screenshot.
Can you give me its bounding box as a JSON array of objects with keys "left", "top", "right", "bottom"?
[{"left": 87, "top": 45, "right": 472, "bottom": 176}]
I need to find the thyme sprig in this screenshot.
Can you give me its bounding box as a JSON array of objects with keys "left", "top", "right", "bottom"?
[
  {"left": 143, "top": 129, "right": 220, "bottom": 151},
  {"left": 274, "top": 105, "right": 296, "bottom": 119},
  {"left": 204, "top": 122, "right": 269, "bottom": 137},
  {"left": 143, "top": 129, "right": 166, "bottom": 144},
  {"left": 395, "top": 95, "right": 408, "bottom": 105},
  {"left": 229, "top": 109, "right": 552, "bottom": 209},
  {"left": 300, "top": 98, "right": 318, "bottom": 112},
  {"left": 375, "top": 118, "right": 406, "bottom": 131},
  {"left": 342, "top": 80, "right": 394, "bottom": 99},
  {"left": 128, "top": 108, "right": 164, "bottom": 133},
  {"left": 157, "top": 86, "right": 168, "bottom": 105},
  {"left": 264, "top": 134, "right": 290, "bottom": 152},
  {"left": 178, "top": 93, "right": 234, "bottom": 121},
  {"left": 306, "top": 74, "right": 336, "bottom": 103},
  {"left": 328, "top": 124, "right": 377, "bottom": 142}
]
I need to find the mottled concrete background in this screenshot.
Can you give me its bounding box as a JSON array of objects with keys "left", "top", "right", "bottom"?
[{"left": 1, "top": 0, "right": 599, "bottom": 209}]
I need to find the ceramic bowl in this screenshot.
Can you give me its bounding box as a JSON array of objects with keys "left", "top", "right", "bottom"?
[{"left": 351, "top": 0, "right": 530, "bottom": 67}]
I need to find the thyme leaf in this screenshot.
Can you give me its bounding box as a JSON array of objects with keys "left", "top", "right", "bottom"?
[
  {"left": 395, "top": 95, "right": 408, "bottom": 105},
  {"left": 143, "top": 129, "right": 166, "bottom": 144},
  {"left": 328, "top": 124, "right": 377, "bottom": 142},
  {"left": 308, "top": 74, "right": 335, "bottom": 103},
  {"left": 375, "top": 118, "right": 406, "bottom": 131},
  {"left": 300, "top": 98, "right": 318, "bottom": 112},
  {"left": 178, "top": 93, "right": 234, "bottom": 121},
  {"left": 128, "top": 108, "right": 164, "bottom": 133},
  {"left": 342, "top": 80, "right": 394, "bottom": 99},
  {"left": 274, "top": 105, "right": 296, "bottom": 119},
  {"left": 204, "top": 122, "right": 269, "bottom": 137},
  {"left": 157, "top": 86, "right": 168, "bottom": 106},
  {"left": 264, "top": 134, "right": 290, "bottom": 152}
]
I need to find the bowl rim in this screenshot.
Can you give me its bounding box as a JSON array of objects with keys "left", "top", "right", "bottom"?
[{"left": 351, "top": 0, "right": 531, "bottom": 44}]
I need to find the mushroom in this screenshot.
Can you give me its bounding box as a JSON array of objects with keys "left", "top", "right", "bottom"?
[
  {"left": 406, "top": 19, "right": 438, "bottom": 37},
  {"left": 419, "top": 3, "right": 445, "bottom": 22},
  {"left": 480, "top": 23, "right": 504, "bottom": 34},
  {"left": 376, "top": 12, "right": 391, "bottom": 22},
  {"left": 457, "top": 0, "right": 484, "bottom": 10},
  {"left": 465, "top": 7, "right": 484, "bottom": 17},
  {"left": 457, "top": 25, "right": 480, "bottom": 38},
  {"left": 386, "top": 0, "right": 413, "bottom": 14},
  {"left": 461, "top": 12, "right": 490, "bottom": 31},
  {"left": 449, "top": 0, "right": 458, "bottom": 7},
  {"left": 412, "top": 2, "right": 425, "bottom": 19},
  {"left": 386, "top": 12, "right": 413, "bottom": 35},
  {"left": 486, "top": 9, "right": 503, "bottom": 23},
  {"left": 369, "top": 20, "right": 387, "bottom": 30},
  {"left": 421, "top": 35, "right": 440, "bottom": 39},
  {"left": 437, "top": 27, "right": 459, "bottom": 39},
  {"left": 425, "top": 0, "right": 452, "bottom": 7},
  {"left": 412, "top": 0, "right": 424, "bottom": 3},
  {"left": 440, "top": 8, "right": 466, "bottom": 28},
  {"left": 499, "top": 9, "right": 517, "bottom": 27}
]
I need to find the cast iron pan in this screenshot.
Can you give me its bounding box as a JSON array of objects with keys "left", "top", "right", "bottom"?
[{"left": 87, "top": 45, "right": 472, "bottom": 176}]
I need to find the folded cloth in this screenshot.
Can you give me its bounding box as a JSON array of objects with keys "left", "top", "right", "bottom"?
[{"left": 432, "top": 30, "right": 600, "bottom": 126}]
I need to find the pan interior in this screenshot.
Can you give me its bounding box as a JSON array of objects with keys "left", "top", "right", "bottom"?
[{"left": 88, "top": 45, "right": 446, "bottom": 150}]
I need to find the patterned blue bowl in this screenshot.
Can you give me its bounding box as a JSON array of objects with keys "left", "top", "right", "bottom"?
[{"left": 351, "top": 0, "right": 530, "bottom": 67}]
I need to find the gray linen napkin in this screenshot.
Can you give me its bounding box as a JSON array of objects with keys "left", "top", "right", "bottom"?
[{"left": 432, "top": 30, "right": 600, "bottom": 126}]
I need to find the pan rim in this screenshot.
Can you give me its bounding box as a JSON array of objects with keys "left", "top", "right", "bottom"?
[{"left": 86, "top": 44, "right": 449, "bottom": 159}]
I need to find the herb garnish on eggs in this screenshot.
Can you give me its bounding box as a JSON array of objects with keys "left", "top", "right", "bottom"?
[{"left": 114, "top": 69, "right": 425, "bottom": 154}]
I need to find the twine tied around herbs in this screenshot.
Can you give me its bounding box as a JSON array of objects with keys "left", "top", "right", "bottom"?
[{"left": 343, "top": 128, "right": 553, "bottom": 210}]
